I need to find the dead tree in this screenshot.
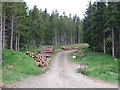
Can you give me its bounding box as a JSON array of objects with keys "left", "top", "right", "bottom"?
[
  {"left": 0, "top": 3, "right": 2, "bottom": 64},
  {"left": 10, "top": 15, "right": 14, "bottom": 50},
  {"left": 112, "top": 28, "right": 115, "bottom": 58}
]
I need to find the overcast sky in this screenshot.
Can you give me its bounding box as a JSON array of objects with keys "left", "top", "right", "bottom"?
[{"left": 24, "top": 0, "right": 97, "bottom": 19}]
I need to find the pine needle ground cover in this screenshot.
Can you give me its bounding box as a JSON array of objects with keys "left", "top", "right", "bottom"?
[
  {"left": 2, "top": 49, "right": 42, "bottom": 84},
  {"left": 70, "top": 48, "right": 119, "bottom": 83}
]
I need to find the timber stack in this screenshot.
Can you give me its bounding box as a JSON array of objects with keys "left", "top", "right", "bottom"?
[
  {"left": 40, "top": 47, "right": 55, "bottom": 58},
  {"left": 24, "top": 47, "right": 55, "bottom": 67},
  {"left": 60, "top": 46, "right": 71, "bottom": 50},
  {"left": 60, "top": 46, "right": 81, "bottom": 50}
]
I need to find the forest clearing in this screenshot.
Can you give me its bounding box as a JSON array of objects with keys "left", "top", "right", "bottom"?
[
  {"left": 5, "top": 50, "right": 118, "bottom": 88},
  {"left": 1, "top": 44, "right": 119, "bottom": 88},
  {"left": 0, "top": 0, "right": 120, "bottom": 89}
]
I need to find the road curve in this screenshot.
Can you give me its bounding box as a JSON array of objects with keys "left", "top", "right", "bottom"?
[{"left": 7, "top": 51, "right": 118, "bottom": 88}]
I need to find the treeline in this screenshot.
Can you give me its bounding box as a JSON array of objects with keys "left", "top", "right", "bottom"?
[
  {"left": 83, "top": 2, "right": 120, "bottom": 58},
  {"left": 1, "top": 2, "right": 83, "bottom": 51},
  {"left": 1, "top": 1, "right": 120, "bottom": 60}
]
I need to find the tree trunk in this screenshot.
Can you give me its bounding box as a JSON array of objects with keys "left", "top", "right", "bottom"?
[
  {"left": 55, "top": 30, "right": 57, "bottom": 46},
  {"left": 61, "top": 32, "right": 63, "bottom": 45},
  {"left": 52, "top": 37, "right": 55, "bottom": 45},
  {"left": 78, "top": 32, "right": 80, "bottom": 44},
  {"left": 2, "top": 13, "right": 5, "bottom": 48},
  {"left": 0, "top": 3, "right": 2, "bottom": 64},
  {"left": 10, "top": 16, "right": 14, "bottom": 50},
  {"left": 103, "top": 35, "right": 106, "bottom": 53},
  {"left": 70, "top": 33, "right": 73, "bottom": 44},
  {"left": 72, "top": 34, "right": 74, "bottom": 44},
  {"left": 64, "top": 32, "right": 67, "bottom": 45},
  {"left": 15, "top": 35, "right": 18, "bottom": 51},
  {"left": 32, "top": 39, "right": 37, "bottom": 49},
  {"left": 18, "top": 35, "right": 20, "bottom": 51},
  {"left": 118, "top": 32, "right": 120, "bottom": 58},
  {"left": 112, "top": 28, "right": 115, "bottom": 58},
  {"left": 57, "top": 32, "right": 60, "bottom": 45}
]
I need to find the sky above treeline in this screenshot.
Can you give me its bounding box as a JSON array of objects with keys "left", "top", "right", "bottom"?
[{"left": 24, "top": 0, "right": 97, "bottom": 19}]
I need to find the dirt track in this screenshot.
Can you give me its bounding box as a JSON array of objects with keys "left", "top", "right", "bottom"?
[{"left": 7, "top": 51, "right": 118, "bottom": 88}]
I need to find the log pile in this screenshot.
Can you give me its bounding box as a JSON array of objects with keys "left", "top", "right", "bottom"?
[
  {"left": 72, "top": 46, "right": 81, "bottom": 50},
  {"left": 60, "top": 46, "right": 81, "bottom": 50},
  {"left": 25, "top": 47, "right": 55, "bottom": 67},
  {"left": 60, "top": 46, "right": 71, "bottom": 50},
  {"left": 60, "top": 46, "right": 85, "bottom": 56},
  {"left": 40, "top": 47, "right": 55, "bottom": 57},
  {"left": 0, "top": 82, "right": 5, "bottom": 88},
  {"left": 25, "top": 51, "right": 49, "bottom": 67}
]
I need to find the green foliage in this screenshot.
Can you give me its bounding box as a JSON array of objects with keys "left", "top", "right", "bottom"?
[
  {"left": 3, "top": 2, "right": 83, "bottom": 51},
  {"left": 66, "top": 43, "right": 89, "bottom": 48},
  {"left": 70, "top": 48, "right": 118, "bottom": 82},
  {"left": 83, "top": 2, "right": 120, "bottom": 58},
  {"left": 30, "top": 49, "right": 40, "bottom": 53},
  {"left": 2, "top": 49, "right": 42, "bottom": 83}
]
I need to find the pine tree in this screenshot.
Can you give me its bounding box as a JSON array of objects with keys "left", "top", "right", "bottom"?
[{"left": 83, "top": 1, "right": 120, "bottom": 58}]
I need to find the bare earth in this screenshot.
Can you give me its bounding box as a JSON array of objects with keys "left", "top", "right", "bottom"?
[{"left": 7, "top": 51, "right": 118, "bottom": 88}]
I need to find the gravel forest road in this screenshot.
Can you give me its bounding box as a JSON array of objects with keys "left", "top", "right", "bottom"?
[{"left": 7, "top": 51, "right": 118, "bottom": 88}]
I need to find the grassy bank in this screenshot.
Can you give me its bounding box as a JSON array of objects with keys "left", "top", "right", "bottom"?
[
  {"left": 66, "top": 43, "right": 89, "bottom": 47},
  {"left": 2, "top": 45, "right": 58, "bottom": 84},
  {"left": 2, "top": 49, "right": 42, "bottom": 84},
  {"left": 69, "top": 48, "right": 119, "bottom": 83}
]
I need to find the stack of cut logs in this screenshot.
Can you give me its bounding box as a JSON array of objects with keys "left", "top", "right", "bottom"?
[
  {"left": 60, "top": 46, "right": 71, "bottom": 50},
  {"left": 60, "top": 46, "right": 85, "bottom": 56},
  {"left": 25, "top": 47, "right": 55, "bottom": 67},
  {"left": 60, "top": 46, "right": 81, "bottom": 50},
  {"left": 40, "top": 47, "right": 55, "bottom": 57}
]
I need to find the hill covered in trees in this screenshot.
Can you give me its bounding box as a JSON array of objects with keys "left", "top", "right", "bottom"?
[
  {"left": 1, "top": 2, "right": 83, "bottom": 51},
  {"left": 0, "top": 1, "right": 120, "bottom": 61}
]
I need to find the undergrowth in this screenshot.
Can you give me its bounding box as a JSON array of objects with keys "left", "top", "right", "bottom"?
[{"left": 70, "top": 48, "right": 119, "bottom": 83}]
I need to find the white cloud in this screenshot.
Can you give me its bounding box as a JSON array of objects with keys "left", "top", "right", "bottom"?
[{"left": 24, "top": 0, "right": 96, "bottom": 19}]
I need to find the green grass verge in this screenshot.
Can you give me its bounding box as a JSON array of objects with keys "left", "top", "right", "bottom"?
[
  {"left": 2, "top": 49, "right": 42, "bottom": 84},
  {"left": 65, "top": 43, "right": 89, "bottom": 47},
  {"left": 69, "top": 48, "right": 119, "bottom": 83},
  {"left": 21, "top": 48, "right": 40, "bottom": 53},
  {"left": 21, "top": 45, "right": 64, "bottom": 53}
]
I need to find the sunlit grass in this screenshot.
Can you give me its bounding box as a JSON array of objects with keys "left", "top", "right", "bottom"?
[
  {"left": 2, "top": 49, "right": 42, "bottom": 83},
  {"left": 70, "top": 48, "right": 119, "bottom": 83},
  {"left": 66, "top": 43, "right": 89, "bottom": 48}
]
